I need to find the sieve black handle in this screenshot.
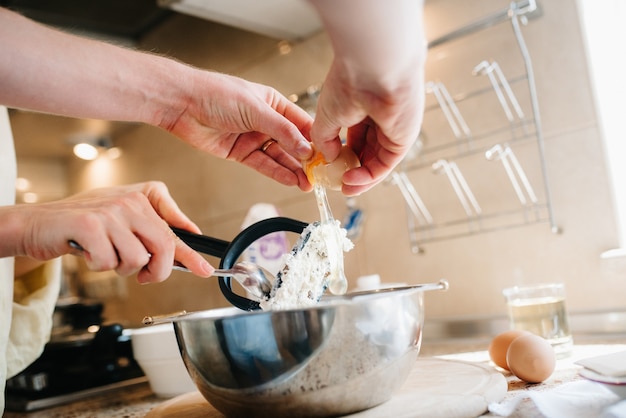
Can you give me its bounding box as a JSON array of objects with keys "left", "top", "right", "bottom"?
[{"left": 170, "top": 227, "right": 230, "bottom": 259}]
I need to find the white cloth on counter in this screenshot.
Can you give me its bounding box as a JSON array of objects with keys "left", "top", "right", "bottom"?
[
  {"left": 0, "top": 106, "right": 62, "bottom": 413},
  {"left": 604, "top": 401, "right": 626, "bottom": 418},
  {"left": 487, "top": 380, "right": 622, "bottom": 418}
]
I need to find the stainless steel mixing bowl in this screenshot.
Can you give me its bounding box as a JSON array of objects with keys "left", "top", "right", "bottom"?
[{"left": 161, "top": 281, "right": 447, "bottom": 417}]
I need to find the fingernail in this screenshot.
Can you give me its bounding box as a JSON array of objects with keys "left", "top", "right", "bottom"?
[
  {"left": 196, "top": 259, "right": 212, "bottom": 276},
  {"left": 137, "top": 277, "right": 151, "bottom": 285}
]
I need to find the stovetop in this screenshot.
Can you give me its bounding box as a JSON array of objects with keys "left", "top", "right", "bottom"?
[{"left": 5, "top": 323, "right": 146, "bottom": 412}]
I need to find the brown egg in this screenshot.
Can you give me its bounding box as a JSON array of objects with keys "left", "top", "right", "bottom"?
[
  {"left": 488, "top": 330, "right": 530, "bottom": 370},
  {"left": 506, "top": 333, "right": 556, "bottom": 383}
]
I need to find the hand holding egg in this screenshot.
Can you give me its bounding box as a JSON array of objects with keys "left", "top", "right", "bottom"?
[
  {"left": 304, "top": 145, "right": 361, "bottom": 191},
  {"left": 489, "top": 330, "right": 556, "bottom": 383}
]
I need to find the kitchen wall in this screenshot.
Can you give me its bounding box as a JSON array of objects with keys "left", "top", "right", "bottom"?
[{"left": 16, "top": 0, "right": 626, "bottom": 326}]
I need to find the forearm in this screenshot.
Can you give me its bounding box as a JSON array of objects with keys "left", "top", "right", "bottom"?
[
  {"left": 309, "top": 0, "right": 426, "bottom": 89},
  {"left": 0, "top": 8, "right": 196, "bottom": 129}
]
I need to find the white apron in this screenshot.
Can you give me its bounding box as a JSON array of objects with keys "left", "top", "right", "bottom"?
[{"left": 0, "top": 106, "right": 61, "bottom": 413}]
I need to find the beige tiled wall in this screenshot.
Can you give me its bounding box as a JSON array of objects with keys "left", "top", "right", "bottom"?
[{"left": 44, "top": 0, "right": 626, "bottom": 324}]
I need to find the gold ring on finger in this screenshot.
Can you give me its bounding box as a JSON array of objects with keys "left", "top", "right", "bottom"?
[{"left": 260, "top": 139, "right": 277, "bottom": 152}]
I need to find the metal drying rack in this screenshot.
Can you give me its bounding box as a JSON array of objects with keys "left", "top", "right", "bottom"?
[
  {"left": 291, "top": 0, "right": 558, "bottom": 254},
  {"left": 389, "top": 0, "right": 560, "bottom": 253}
]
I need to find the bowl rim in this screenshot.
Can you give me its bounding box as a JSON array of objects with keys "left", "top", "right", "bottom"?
[
  {"left": 141, "top": 280, "right": 446, "bottom": 327},
  {"left": 165, "top": 284, "right": 433, "bottom": 324}
]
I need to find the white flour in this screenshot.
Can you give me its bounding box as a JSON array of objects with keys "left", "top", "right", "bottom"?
[{"left": 260, "top": 221, "right": 353, "bottom": 311}]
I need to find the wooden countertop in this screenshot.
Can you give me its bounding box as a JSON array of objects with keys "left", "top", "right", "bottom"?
[
  {"left": 5, "top": 340, "right": 625, "bottom": 418},
  {"left": 3, "top": 383, "right": 161, "bottom": 418}
]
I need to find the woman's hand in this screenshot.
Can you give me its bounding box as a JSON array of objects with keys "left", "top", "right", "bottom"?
[
  {"left": 162, "top": 72, "right": 314, "bottom": 192},
  {"left": 0, "top": 182, "right": 212, "bottom": 284},
  {"left": 310, "top": 61, "right": 425, "bottom": 196},
  {"left": 308, "top": 0, "right": 427, "bottom": 196}
]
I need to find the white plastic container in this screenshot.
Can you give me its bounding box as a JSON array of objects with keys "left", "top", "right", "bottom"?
[
  {"left": 353, "top": 274, "right": 407, "bottom": 292},
  {"left": 130, "top": 323, "right": 196, "bottom": 398}
]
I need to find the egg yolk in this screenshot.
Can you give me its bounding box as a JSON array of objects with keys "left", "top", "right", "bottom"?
[{"left": 303, "top": 146, "right": 360, "bottom": 191}]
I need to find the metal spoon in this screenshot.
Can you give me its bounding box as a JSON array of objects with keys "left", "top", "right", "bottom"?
[{"left": 174, "top": 261, "right": 274, "bottom": 300}]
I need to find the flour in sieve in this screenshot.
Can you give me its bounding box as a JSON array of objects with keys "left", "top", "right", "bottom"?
[{"left": 260, "top": 220, "right": 353, "bottom": 311}]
